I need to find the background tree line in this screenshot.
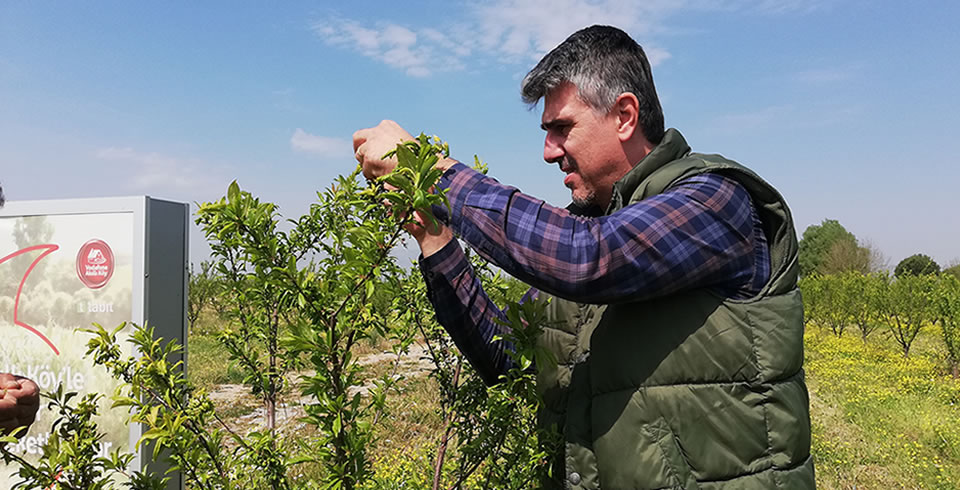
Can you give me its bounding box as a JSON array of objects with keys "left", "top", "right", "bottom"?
[{"left": 798, "top": 218, "right": 960, "bottom": 377}]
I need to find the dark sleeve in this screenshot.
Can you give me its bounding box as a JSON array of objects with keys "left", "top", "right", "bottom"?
[{"left": 418, "top": 239, "right": 522, "bottom": 385}]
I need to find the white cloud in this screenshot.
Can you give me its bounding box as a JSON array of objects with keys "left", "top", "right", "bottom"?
[
  {"left": 382, "top": 25, "right": 416, "bottom": 47},
  {"left": 311, "top": 0, "right": 825, "bottom": 78},
  {"left": 290, "top": 128, "right": 351, "bottom": 158},
  {"left": 313, "top": 19, "right": 443, "bottom": 77},
  {"left": 95, "top": 146, "right": 222, "bottom": 192},
  {"left": 311, "top": 1, "right": 673, "bottom": 78},
  {"left": 343, "top": 23, "right": 381, "bottom": 53},
  {"left": 471, "top": 0, "right": 673, "bottom": 62}
]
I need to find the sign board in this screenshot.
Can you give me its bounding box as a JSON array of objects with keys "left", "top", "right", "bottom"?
[{"left": 0, "top": 197, "right": 188, "bottom": 488}]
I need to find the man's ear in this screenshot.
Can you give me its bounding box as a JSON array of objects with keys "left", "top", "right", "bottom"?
[{"left": 613, "top": 93, "right": 640, "bottom": 142}]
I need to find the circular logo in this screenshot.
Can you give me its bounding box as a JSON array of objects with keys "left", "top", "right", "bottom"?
[{"left": 76, "top": 239, "right": 115, "bottom": 289}]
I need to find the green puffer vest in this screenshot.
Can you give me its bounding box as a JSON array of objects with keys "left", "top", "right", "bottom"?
[{"left": 537, "top": 129, "right": 815, "bottom": 489}]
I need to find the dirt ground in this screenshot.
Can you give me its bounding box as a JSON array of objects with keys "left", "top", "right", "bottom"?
[{"left": 206, "top": 343, "right": 434, "bottom": 435}]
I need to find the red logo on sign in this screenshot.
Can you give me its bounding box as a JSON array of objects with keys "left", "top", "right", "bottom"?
[{"left": 76, "top": 239, "right": 114, "bottom": 289}]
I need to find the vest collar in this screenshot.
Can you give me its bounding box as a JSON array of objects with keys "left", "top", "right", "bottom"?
[{"left": 606, "top": 128, "right": 691, "bottom": 214}]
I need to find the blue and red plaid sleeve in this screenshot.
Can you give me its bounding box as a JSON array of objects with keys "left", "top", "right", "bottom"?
[
  {"left": 418, "top": 241, "right": 529, "bottom": 384},
  {"left": 419, "top": 163, "right": 770, "bottom": 384}
]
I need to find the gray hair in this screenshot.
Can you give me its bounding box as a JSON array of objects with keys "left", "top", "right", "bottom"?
[{"left": 521, "top": 25, "right": 665, "bottom": 144}]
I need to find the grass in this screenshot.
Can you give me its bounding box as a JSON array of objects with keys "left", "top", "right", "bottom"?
[
  {"left": 364, "top": 375, "right": 445, "bottom": 489},
  {"left": 806, "top": 324, "right": 960, "bottom": 489},
  {"left": 186, "top": 333, "right": 246, "bottom": 387}
]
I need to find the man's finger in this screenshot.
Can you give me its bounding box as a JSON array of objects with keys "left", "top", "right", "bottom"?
[
  {"left": 355, "top": 143, "right": 366, "bottom": 165},
  {"left": 17, "top": 378, "right": 38, "bottom": 396},
  {"left": 352, "top": 128, "right": 369, "bottom": 153},
  {"left": 0, "top": 374, "right": 18, "bottom": 390}
]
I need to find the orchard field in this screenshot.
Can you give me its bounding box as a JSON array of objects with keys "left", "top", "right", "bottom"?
[{"left": 185, "top": 271, "right": 960, "bottom": 489}]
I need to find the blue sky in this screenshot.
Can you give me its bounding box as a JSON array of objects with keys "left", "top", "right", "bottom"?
[{"left": 2, "top": 1, "right": 958, "bottom": 268}]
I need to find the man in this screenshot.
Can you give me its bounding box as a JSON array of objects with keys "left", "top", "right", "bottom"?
[
  {"left": 0, "top": 183, "right": 42, "bottom": 438},
  {"left": 355, "top": 25, "right": 813, "bottom": 489}
]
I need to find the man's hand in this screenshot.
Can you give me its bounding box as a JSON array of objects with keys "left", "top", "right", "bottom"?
[
  {"left": 405, "top": 209, "right": 454, "bottom": 258},
  {"left": 353, "top": 119, "right": 457, "bottom": 256},
  {"left": 0, "top": 373, "right": 40, "bottom": 437},
  {"left": 353, "top": 120, "right": 415, "bottom": 180}
]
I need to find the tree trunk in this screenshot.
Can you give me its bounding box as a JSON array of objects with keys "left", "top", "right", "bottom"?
[
  {"left": 266, "top": 346, "right": 277, "bottom": 431},
  {"left": 267, "top": 315, "right": 278, "bottom": 433},
  {"left": 266, "top": 395, "right": 276, "bottom": 431}
]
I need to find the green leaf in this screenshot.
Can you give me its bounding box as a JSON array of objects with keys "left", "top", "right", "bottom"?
[
  {"left": 395, "top": 142, "right": 418, "bottom": 171},
  {"left": 136, "top": 428, "right": 166, "bottom": 450},
  {"left": 380, "top": 173, "right": 415, "bottom": 195},
  {"left": 418, "top": 153, "right": 439, "bottom": 179},
  {"left": 520, "top": 356, "right": 533, "bottom": 371},
  {"left": 227, "top": 180, "right": 240, "bottom": 203},
  {"left": 413, "top": 189, "right": 427, "bottom": 211}
]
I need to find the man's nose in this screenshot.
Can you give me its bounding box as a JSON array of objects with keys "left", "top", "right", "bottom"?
[{"left": 543, "top": 134, "right": 564, "bottom": 163}]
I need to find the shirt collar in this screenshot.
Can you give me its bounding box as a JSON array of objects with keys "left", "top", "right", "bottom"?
[{"left": 606, "top": 128, "right": 691, "bottom": 214}]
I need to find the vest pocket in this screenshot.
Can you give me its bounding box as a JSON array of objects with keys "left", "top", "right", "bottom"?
[{"left": 641, "top": 418, "right": 697, "bottom": 489}]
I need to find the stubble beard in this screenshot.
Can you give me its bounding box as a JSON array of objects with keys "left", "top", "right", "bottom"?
[
  {"left": 562, "top": 156, "right": 596, "bottom": 208},
  {"left": 571, "top": 190, "right": 597, "bottom": 208}
]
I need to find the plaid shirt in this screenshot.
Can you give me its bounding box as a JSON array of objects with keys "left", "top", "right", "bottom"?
[{"left": 419, "top": 163, "right": 770, "bottom": 384}]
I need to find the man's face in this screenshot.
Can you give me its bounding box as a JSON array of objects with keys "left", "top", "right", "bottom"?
[{"left": 541, "top": 82, "right": 628, "bottom": 209}]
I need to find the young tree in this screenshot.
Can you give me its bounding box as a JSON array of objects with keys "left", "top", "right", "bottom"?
[
  {"left": 935, "top": 275, "right": 960, "bottom": 378},
  {"left": 844, "top": 271, "right": 884, "bottom": 341},
  {"left": 86, "top": 322, "right": 293, "bottom": 489},
  {"left": 880, "top": 273, "right": 937, "bottom": 357},
  {"left": 820, "top": 274, "right": 854, "bottom": 337},
  {"left": 194, "top": 135, "right": 452, "bottom": 488},
  {"left": 187, "top": 261, "right": 220, "bottom": 331},
  {"left": 196, "top": 184, "right": 302, "bottom": 436},
  {"left": 798, "top": 274, "right": 824, "bottom": 329},
  {"left": 0, "top": 385, "right": 166, "bottom": 490}
]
